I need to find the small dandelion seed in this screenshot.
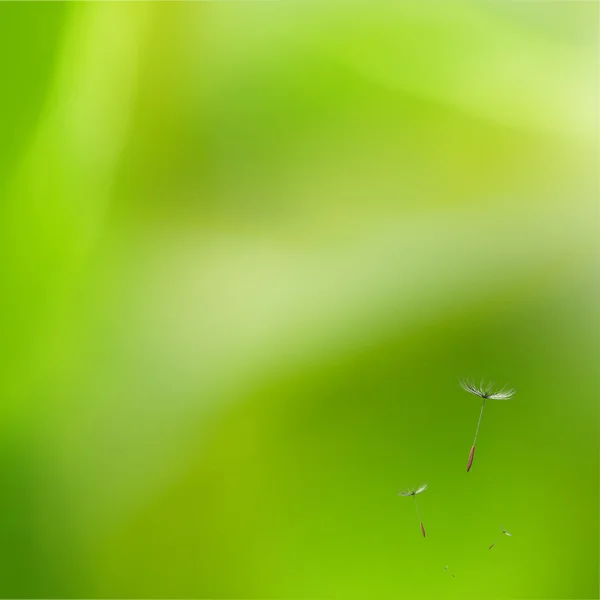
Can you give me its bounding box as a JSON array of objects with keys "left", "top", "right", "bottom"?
[
  {"left": 398, "top": 483, "right": 428, "bottom": 538},
  {"left": 489, "top": 525, "right": 512, "bottom": 550},
  {"left": 459, "top": 378, "right": 515, "bottom": 472}
]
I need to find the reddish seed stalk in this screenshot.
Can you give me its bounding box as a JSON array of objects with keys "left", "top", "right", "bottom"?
[
  {"left": 420, "top": 522, "right": 426, "bottom": 538},
  {"left": 467, "top": 399, "right": 486, "bottom": 473}
]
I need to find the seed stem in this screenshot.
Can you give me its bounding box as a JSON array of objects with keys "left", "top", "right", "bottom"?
[
  {"left": 413, "top": 497, "right": 425, "bottom": 537},
  {"left": 467, "top": 399, "right": 486, "bottom": 472},
  {"left": 413, "top": 496, "right": 421, "bottom": 521},
  {"left": 473, "top": 398, "right": 486, "bottom": 445}
]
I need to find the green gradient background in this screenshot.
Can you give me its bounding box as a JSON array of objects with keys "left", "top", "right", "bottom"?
[{"left": 0, "top": 1, "right": 597, "bottom": 598}]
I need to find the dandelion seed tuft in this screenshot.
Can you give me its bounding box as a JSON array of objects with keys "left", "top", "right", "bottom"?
[
  {"left": 398, "top": 483, "right": 427, "bottom": 497},
  {"left": 459, "top": 379, "right": 515, "bottom": 400}
]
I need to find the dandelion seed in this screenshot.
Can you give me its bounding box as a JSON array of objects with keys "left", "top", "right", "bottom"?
[
  {"left": 459, "top": 379, "right": 515, "bottom": 472},
  {"left": 444, "top": 565, "right": 456, "bottom": 578},
  {"left": 398, "top": 483, "right": 427, "bottom": 538},
  {"left": 489, "top": 525, "right": 512, "bottom": 550}
]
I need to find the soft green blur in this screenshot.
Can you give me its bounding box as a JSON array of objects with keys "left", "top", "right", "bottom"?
[{"left": 0, "top": 2, "right": 597, "bottom": 598}]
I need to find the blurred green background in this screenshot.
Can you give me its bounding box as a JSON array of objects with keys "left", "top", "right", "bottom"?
[{"left": 0, "top": 1, "right": 597, "bottom": 598}]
